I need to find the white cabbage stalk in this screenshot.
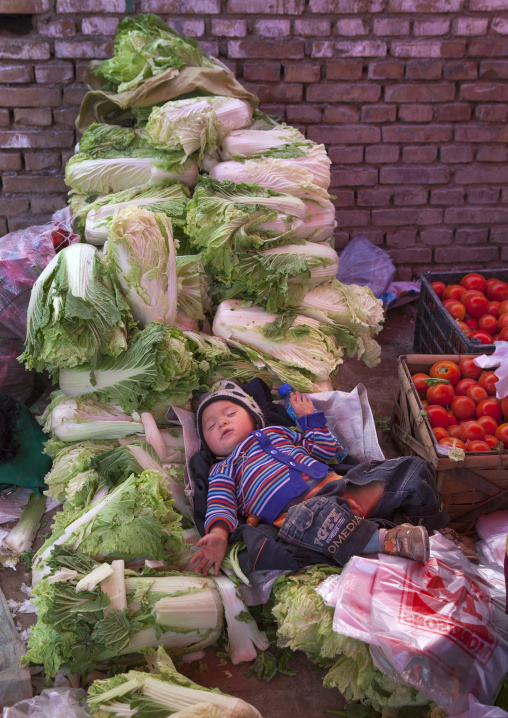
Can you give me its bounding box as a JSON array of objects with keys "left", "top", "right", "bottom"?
[
  {"left": 210, "top": 158, "right": 329, "bottom": 204},
  {"left": 101, "top": 560, "right": 127, "bottom": 612},
  {"left": 220, "top": 126, "right": 307, "bottom": 159},
  {"left": 146, "top": 96, "right": 252, "bottom": 158},
  {"left": 175, "top": 255, "right": 210, "bottom": 322},
  {"left": 298, "top": 199, "right": 337, "bottom": 242},
  {"left": 42, "top": 397, "right": 143, "bottom": 442},
  {"left": 3, "top": 494, "right": 46, "bottom": 554},
  {"left": 65, "top": 157, "right": 198, "bottom": 194},
  {"left": 47, "top": 568, "right": 78, "bottom": 584},
  {"left": 140, "top": 412, "right": 166, "bottom": 461},
  {"left": 75, "top": 563, "right": 114, "bottom": 593},
  {"left": 102, "top": 207, "right": 178, "bottom": 327},
  {"left": 262, "top": 241, "right": 338, "bottom": 286}
]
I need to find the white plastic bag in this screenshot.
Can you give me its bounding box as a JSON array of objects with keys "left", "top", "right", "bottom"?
[
  {"left": 476, "top": 510, "right": 508, "bottom": 567},
  {"left": 474, "top": 343, "right": 508, "bottom": 400},
  {"left": 335, "top": 235, "right": 395, "bottom": 298},
  {"left": 2, "top": 688, "right": 90, "bottom": 718},
  {"left": 453, "top": 695, "right": 508, "bottom": 718}
]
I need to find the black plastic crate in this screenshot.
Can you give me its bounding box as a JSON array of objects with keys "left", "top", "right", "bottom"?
[{"left": 414, "top": 268, "right": 508, "bottom": 355}]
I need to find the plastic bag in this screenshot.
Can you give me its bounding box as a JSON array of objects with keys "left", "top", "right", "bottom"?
[
  {"left": 476, "top": 510, "right": 508, "bottom": 567},
  {"left": 453, "top": 695, "right": 508, "bottom": 718},
  {"left": 2, "top": 688, "right": 90, "bottom": 718},
  {"left": 474, "top": 343, "right": 508, "bottom": 400},
  {"left": 335, "top": 236, "right": 395, "bottom": 299}
]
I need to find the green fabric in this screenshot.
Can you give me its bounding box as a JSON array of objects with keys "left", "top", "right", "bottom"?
[
  {"left": 76, "top": 65, "right": 259, "bottom": 133},
  {"left": 0, "top": 403, "right": 51, "bottom": 492}
]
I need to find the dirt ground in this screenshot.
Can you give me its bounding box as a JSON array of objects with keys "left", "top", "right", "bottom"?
[{"left": 0, "top": 301, "right": 419, "bottom": 715}]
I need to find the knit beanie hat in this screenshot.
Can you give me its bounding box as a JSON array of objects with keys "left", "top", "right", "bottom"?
[{"left": 196, "top": 380, "right": 265, "bottom": 453}]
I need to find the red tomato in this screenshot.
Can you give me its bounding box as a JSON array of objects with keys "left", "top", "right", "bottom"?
[
  {"left": 446, "top": 411, "right": 458, "bottom": 426},
  {"left": 451, "top": 395, "right": 476, "bottom": 420},
  {"left": 458, "top": 358, "right": 482, "bottom": 380},
  {"left": 467, "top": 440, "right": 491, "bottom": 452},
  {"left": 484, "top": 435, "right": 502, "bottom": 449},
  {"left": 476, "top": 398, "right": 503, "bottom": 422},
  {"left": 489, "top": 301, "right": 501, "bottom": 318},
  {"left": 457, "top": 321, "right": 472, "bottom": 337},
  {"left": 431, "top": 281, "right": 446, "bottom": 299},
  {"left": 499, "top": 300, "right": 508, "bottom": 315},
  {"left": 460, "top": 273, "right": 487, "bottom": 293},
  {"left": 477, "top": 415, "right": 499, "bottom": 435},
  {"left": 478, "top": 314, "right": 498, "bottom": 335},
  {"left": 460, "top": 421, "right": 486, "bottom": 442},
  {"left": 466, "top": 385, "right": 489, "bottom": 404},
  {"left": 464, "top": 317, "right": 479, "bottom": 331},
  {"left": 455, "top": 378, "right": 478, "bottom": 396},
  {"left": 495, "top": 423, "right": 508, "bottom": 449},
  {"left": 421, "top": 399, "right": 429, "bottom": 408},
  {"left": 471, "top": 330, "right": 494, "bottom": 345},
  {"left": 479, "top": 371, "right": 498, "bottom": 396},
  {"left": 439, "top": 437, "right": 467, "bottom": 451},
  {"left": 412, "top": 373, "right": 431, "bottom": 397},
  {"left": 426, "top": 404, "right": 452, "bottom": 429},
  {"left": 442, "top": 284, "right": 465, "bottom": 302},
  {"left": 502, "top": 396, "right": 508, "bottom": 419},
  {"left": 443, "top": 300, "right": 466, "bottom": 321},
  {"left": 429, "top": 360, "right": 461, "bottom": 386},
  {"left": 499, "top": 314, "right": 508, "bottom": 330},
  {"left": 487, "top": 280, "right": 508, "bottom": 303},
  {"left": 499, "top": 327, "right": 508, "bottom": 342},
  {"left": 426, "top": 382, "right": 455, "bottom": 407},
  {"left": 448, "top": 424, "right": 462, "bottom": 438},
  {"left": 463, "top": 292, "right": 489, "bottom": 318},
  {"left": 433, "top": 427, "right": 449, "bottom": 441}
]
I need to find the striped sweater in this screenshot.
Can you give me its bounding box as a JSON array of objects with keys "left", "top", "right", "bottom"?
[{"left": 204, "top": 411, "right": 346, "bottom": 534}]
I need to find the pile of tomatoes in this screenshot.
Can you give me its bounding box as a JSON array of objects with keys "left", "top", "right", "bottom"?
[
  {"left": 431, "top": 273, "right": 508, "bottom": 345},
  {"left": 412, "top": 358, "right": 508, "bottom": 453}
]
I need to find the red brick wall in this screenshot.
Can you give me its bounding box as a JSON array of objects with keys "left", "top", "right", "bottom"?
[{"left": 1, "top": 0, "right": 508, "bottom": 278}]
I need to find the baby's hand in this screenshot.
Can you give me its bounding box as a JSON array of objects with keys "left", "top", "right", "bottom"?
[
  {"left": 290, "top": 392, "right": 315, "bottom": 418},
  {"left": 190, "top": 526, "right": 228, "bottom": 577}
]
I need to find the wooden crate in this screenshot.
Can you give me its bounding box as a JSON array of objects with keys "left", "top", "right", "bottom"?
[{"left": 391, "top": 353, "right": 508, "bottom": 533}]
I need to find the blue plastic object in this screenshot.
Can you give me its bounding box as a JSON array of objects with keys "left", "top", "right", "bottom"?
[{"left": 278, "top": 383, "right": 298, "bottom": 423}]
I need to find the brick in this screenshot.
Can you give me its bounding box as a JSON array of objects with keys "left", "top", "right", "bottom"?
[
  {"left": 0, "top": 88, "right": 60, "bottom": 107},
  {"left": 357, "top": 188, "right": 392, "bottom": 205},
  {"left": 2, "top": 175, "right": 68, "bottom": 193},
  {"left": 294, "top": 19, "right": 331, "bottom": 36},
  {"left": 477, "top": 145, "right": 508, "bottom": 161},
  {"left": 394, "top": 266, "right": 414, "bottom": 280},
  {"left": 168, "top": 19, "right": 205, "bottom": 37},
  {"left": 30, "top": 196, "right": 67, "bottom": 214},
  {"left": 490, "top": 228, "right": 508, "bottom": 244},
  {"left": 468, "top": 187, "right": 501, "bottom": 204},
  {"left": 81, "top": 18, "right": 119, "bottom": 35},
  {"left": 54, "top": 107, "right": 79, "bottom": 126},
  {"left": 455, "top": 125, "right": 508, "bottom": 142},
  {"left": 492, "top": 18, "right": 508, "bottom": 34},
  {"left": 55, "top": 40, "right": 113, "bottom": 59},
  {"left": 476, "top": 105, "right": 508, "bottom": 122},
  {"left": 405, "top": 60, "right": 442, "bottom": 80},
  {"left": 0, "top": 154, "right": 21, "bottom": 171},
  {"left": 398, "top": 105, "right": 434, "bottom": 122},
  {"left": 364, "top": 144, "right": 400, "bottom": 162},
  {"left": 430, "top": 188, "right": 465, "bottom": 204},
  {"left": 242, "top": 83, "right": 302, "bottom": 103},
  {"left": 381, "top": 165, "right": 450, "bottom": 184},
  {"left": 286, "top": 105, "right": 322, "bottom": 123},
  {"left": 0, "top": 199, "right": 30, "bottom": 216},
  {"left": 470, "top": 0, "right": 508, "bottom": 7},
  {"left": 388, "top": 247, "right": 433, "bottom": 263},
  {"left": 14, "top": 108, "right": 52, "bottom": 126},
  {"left": 244, "top": 63, "right": 281, "bottom": 82},
  {"left": 403, "top": 146, "right": 437, "bottom": 163},
  {"left": 254, "top": 20, "right": 291, "bottom": 38},
  {"left": 387, "top": 83, "right": 455, "bottom": 103},
  {"left": 469, "top": 39, "right": 508, "bottom": 56},
  {"left": 146, "top": 0, "right": 220, "bottom": 8},
  {"left": 436, "top": 104, "right": 472, "bottom": 122},
  {"left": 335, "top": 210, "right": 370, "bottom": 226},
  {"left": 24, "top": 152, "right": 60, "bottom": 170},
  {"left": 327, "top": 146, "right": 364, "bottom": 163},
  {"left": 312, "top": 40, "right": 387, "bottom": 57},
  {"left": 443, "top": 60, "right": 478, "bottom": 80},
  {"left": 361, "top": 105, "right": 396, "bottom": 122},
  {"left": 63, "top": 86, "right": 87, "bottom": 105},
  {"left": 440, "top": 145, "right": 474, "bottom": 163},
  {"left": 0, "top": 130, "right": 74, "bottom": 149},
  {"left": 61, "top": 150, "right": 74, "bottom": 165},
  {"left": 334, "top": 231, "right": 350, "bottom": 249},
  {"left": 414, "top": 18, "right": 450, "bottom": 35},
  {"left": 456, "top": 228, "right": 489, "bottom": 244},
  {"left": 330, "top": 168, "right": 378, "bottom": 186},
  {"left": 389, "top": 0, "right": 463, "bottom": 9},
  {"left": 391, "top": 41, "right": 465, "bottom": 58},
  {"left": 322, "top": 106, "right": 359, "bottom": 122},
  {"left": 385, "top": 229, "right": 418, "bottom": 247},
  {"left": 285, "top": 64, "right": 320, "bottom": 82},
  {"left": 445, "top": 207, "right": 508, "bottom": 223},
  {"left": 309, "top": 124, "right": 381, "bottom": 143},
  {"left": 454, "top": 18, "right": 489, "bottom": 35},
  {"left": 327, "top": 62, "right": 363, "bottom": 79},
  {"left": 309, "top": 0, "right": 385, "bottom": 10},
  {"left": 503, "top": 188, "right": 508, "bottom": 202},
  {"left": 420, "top": 229, "right": 454, "bottom": 245},
  {"left": 57, "top": 0, "right": 126, "bottom": 9},
  {"left": 0, "top": 66, "right": 33, "bottom": 83},
  {"left": 435, "top": 245, "right": 499, "bottom": 263},
  {"left": 333, "top": 190, "right": 355, "bottom": 207},
  {"left": 35, "top": 63, "right": 74, "bottom": 84},
  {"left": 461, "top": 82, "right": 508, "bottom": 101},
  {"left": 307, "top": 83, "right": 381, "bottom": 102},
  {"left": 336, "top": 19, "right": 369, "bottom": 35},
  {"left": 0, "top": 110, "right": 9, "bottom": 127},
  {"left": 480, "top": 60, "right": 508, "bottom": 78},
  {"left": 8, "top": 215, "right": 53, "bottom": 233},
  {"left": 383, "top": 125, "right": 452, "bottom": 142},
  {"left": 38, "top": 19, "right": 76, "bottom": 37},
  {"left": 228, "top": 0, "right": 304, "bottom": 11},
  {"left": 359, "top": 230, "right": 385, "bottom": 245},
  {"left": 372, "top": 208, "right": 443, "bottom": 225},
  {"left": 1, "top": 0, "right": 50, "bottom": 10},
  {"left": 374, "top": 18, "right": 409, "bottom": 35},
  {"left": 369, "top": 61, "right": 405, "bottom": 80},
  {"left": 502, "top": 248, "right": 508, "bottom": 261},
  {"left": 229, "top": 39, "right": 304, "bottom": 59},
  {"left": 199, "top": 41, "right": 219, "bottom": 57},
  {"left": 0, "top": 41, "right": 50, "bottom": 61},
  {"left": 211, "top": 19, "right": 246, "bottom": 37}
]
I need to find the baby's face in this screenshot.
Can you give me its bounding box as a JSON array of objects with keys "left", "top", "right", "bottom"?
[{"left": 202, "top": 400, "right": 255, "bottom": 457}]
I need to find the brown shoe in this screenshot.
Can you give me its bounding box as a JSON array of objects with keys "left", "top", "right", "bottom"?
[
  {"left": 438, "top": 527, "right": 480, "bottom": 565},
  {"left": 380, "top": 524, "right": 430, "bottom": 562}
]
